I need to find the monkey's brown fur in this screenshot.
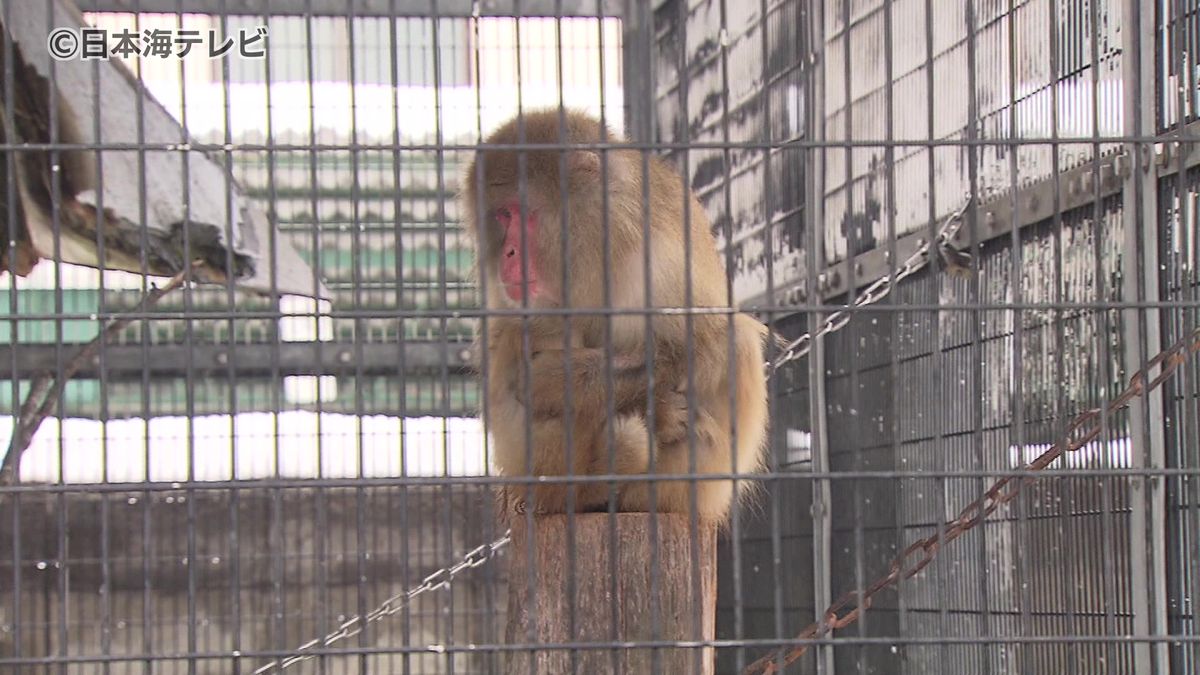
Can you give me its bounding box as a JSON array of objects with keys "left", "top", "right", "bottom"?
[{"left": 462, "top": 109, "right": 769, "bottom": 525}]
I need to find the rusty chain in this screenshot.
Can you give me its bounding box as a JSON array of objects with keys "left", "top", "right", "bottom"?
[
  {"left": 743, "top": 324, "right": 1200, "bottom": 674},
  {"left": 251, "top": 531, "right": 511, "bottom": 673}
]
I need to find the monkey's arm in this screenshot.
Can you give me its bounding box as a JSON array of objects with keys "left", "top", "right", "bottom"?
[
  {"left": 485, "top": 320, "right": 688, "bottom": 440},
  {"left": 519, "top": 347, "right": 691, "bottom": 442},
  {"left": 517, "top": 347, "right": 646, "bottom": 416}
]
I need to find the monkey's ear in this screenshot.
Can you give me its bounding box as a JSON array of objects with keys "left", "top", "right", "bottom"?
[{"left": 567, "top": 150, "right": 601, "bottom": 175}]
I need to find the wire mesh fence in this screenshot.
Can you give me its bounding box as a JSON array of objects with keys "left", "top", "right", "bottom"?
[{"left": 1, "top": 0, "right": 1198, "bottom": 673}]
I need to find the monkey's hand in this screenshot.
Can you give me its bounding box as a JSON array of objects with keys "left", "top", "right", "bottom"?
[{"left": 516, "top": 348, "right": 647, "bottom": 417}]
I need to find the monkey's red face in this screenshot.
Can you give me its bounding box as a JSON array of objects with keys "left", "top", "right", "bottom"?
[{"left": 495, "top": 199, "right": 549, "bottom": 305}]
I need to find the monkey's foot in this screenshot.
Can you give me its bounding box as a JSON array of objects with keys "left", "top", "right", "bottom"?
[
  {"left": 653, "top": 389, "right": 692, "bottom": 446},
  {"left": 505, "top": 483, "right": 622, "bottom": 517}
]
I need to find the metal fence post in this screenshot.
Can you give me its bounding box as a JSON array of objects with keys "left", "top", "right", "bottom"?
[
  {"left": 1121, "top": 0, "right": 1171, "bottom": 671},
  {"left": 807, "top": 3, "right": 833, "bottom": 673}
]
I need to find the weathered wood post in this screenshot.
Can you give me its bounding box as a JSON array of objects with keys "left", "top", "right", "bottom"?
[{"left": 504, "top": 512, "right": 717, "bottom": 674}]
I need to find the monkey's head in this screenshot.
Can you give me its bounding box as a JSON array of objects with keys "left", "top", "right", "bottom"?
[{"left": 462, "top": 109, "right": 638, "bottom": 310}]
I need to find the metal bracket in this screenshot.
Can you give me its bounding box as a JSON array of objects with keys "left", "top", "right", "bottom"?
[{"left": 815, "top": 147, "right": 1129, "bottom": 302}]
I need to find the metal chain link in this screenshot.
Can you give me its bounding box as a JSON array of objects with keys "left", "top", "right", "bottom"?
[
  {"left": 767, "top": 196, "right": 975, "bottom": 375},
  {"left": 255, "top": 199, "right": 976, "bottom": 672},
  {"left": 252, "top": 531, "right": 511, "bottom": 673}
]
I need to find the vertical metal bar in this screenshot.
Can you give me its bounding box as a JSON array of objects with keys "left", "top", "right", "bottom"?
[
  {"left": 548, "top": 5, "right": 582, "bottom": 673},
  {"left": 128, "top": 1, "right": 156, "bottom": 672},
  {"left": 215, "top": 3, "right": 243, "bottom": 672},
  {"left": 509, "top": 11, "right": 542, "bottom": 675},
  {"left": 962, "top": 1, "right": 993, "bottom": 671},
  {"left": 428, "top": 6, "right": 456, "bottom": 668},
  {"left": 600, "top": 6, "right": 623, "bottom": 672},
  {"left": 834, "top": 0, "right": 868, "bottom": 670},
  {"left": 1122, "top": 0, "right": 1170, "bottom": 671},
  {"left": 880, "top": 0, "right": 906, "bottom": 669},
  {"left": 1166, "top": 0, "right": 1197, "bottom": 670},
  {"left": 260, "top": 7, "right": 289, "bottom": 669},
  {"left": 43, "top": 0, "right": 69, "bottom": 670},
  {"left": 343, "top": 6, "right": 371, "bottom": 674},
  {"left": 1084, "top": 0, "right": 1121, "bottom": 669},
  {"left": 756, "top": 0, "right": 785, "bottom": 668},
  {"left": 86, "top": 3, "right": 113, "bottom": 673},
  {"left": 1044, "top": 0, "right": 1082, "bottom": 667},
  {"left": 634, "top": 3, "right": 662, "bottom": 670},
  {"left": 177, "top": 2, "right": 201, "bottom": 667},
  {"left": 1004, "top": 1, "right": 1032, "bottom": 670},
  {"left": 301, "top": 6, "right": 331, "bottom": 674},
  {"left": 806, "top": 0, "right": 833, "bottom": 672},
  {"left": 715, "top": 0, "right": 747, "bottom": 670},
  {"left": 468, "top": 7, "right": 493, "bottom": 671},
  {"left": 671, "top": 0, "right": 704, "bottom": 669},
  {"left": 41, "top": 573, "right": 52, "bottom": 671},
  {"left": 396, "top": 12, "right": 416, "bottom": 675},
  {"left": 426, "top": 18, "right": 443, "bottom": 665},
  {"left": 917, "top": 0, "right": 950, "bottom": 665},
  {"left": 1160, "top": 0, "right": 1183, "bottom": 667}
]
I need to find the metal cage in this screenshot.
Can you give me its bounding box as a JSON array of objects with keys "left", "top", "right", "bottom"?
[{"left": 1, "top": 0, "right": 1198, "bottom": 673}]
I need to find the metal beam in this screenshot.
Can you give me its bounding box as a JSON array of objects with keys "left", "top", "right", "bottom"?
[
  {"left": 807, "top": 111, "right": 1200, "bottom": 307},
  {"left": 79, "top": 0, "right": 622, "bottom": 17},
  {"left": 803, "top": 145, "right": 1130, "bottom": 305},
  {"left": 0, "top": 341, "right": 474, "bottom": 380}
]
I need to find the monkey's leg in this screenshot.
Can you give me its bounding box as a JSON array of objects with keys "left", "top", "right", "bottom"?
[
  {"left": 551, "top": 414, "right": 646, "bottom": 513},
  {"left": 505, "top": 418, "right": 613, "bottom": 516},
  {"left": 577, "top": 415, "right": 665, "bottom": 513},
  {"left": 512, "top": 415, "right": 661, "bottom": 517},
  {"left": 611, "top": 413, "right": 743, "bottom": 524}
]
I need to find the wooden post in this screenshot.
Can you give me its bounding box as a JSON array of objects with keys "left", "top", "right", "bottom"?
[{"left": 504, "top": 513, "right": 717, "bottom": 675}]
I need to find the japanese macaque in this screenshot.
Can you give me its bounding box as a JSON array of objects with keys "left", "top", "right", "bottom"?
[{"left": 462, "top": 109, "right": 770, "bottom": 525}]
